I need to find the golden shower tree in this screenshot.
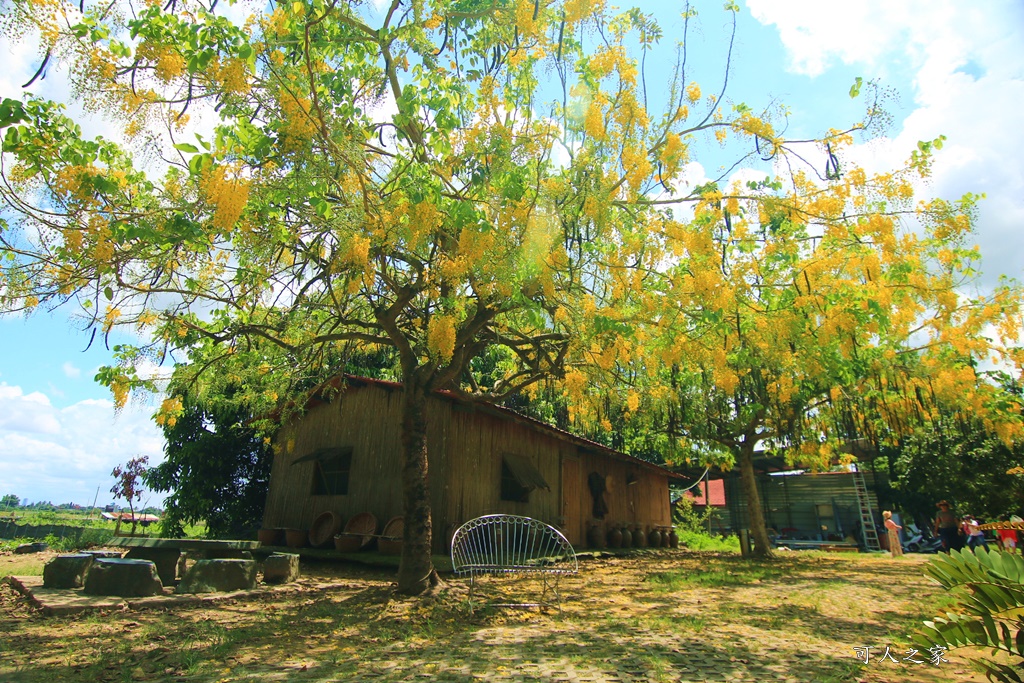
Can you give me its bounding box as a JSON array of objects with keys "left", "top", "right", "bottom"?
[{"left": 2, "top": 0, "right": 1020, "bottom": 579}]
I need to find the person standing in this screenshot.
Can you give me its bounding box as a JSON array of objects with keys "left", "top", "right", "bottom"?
[
  {"left": 961, "top": 514, "right": 988, "bottom": 551},
  {"left": 998, "top": 516, "right": 1019, "bottom": 554},
  {"left": 933, "top": 500, "right": 960, "bottom": 553},
  {"left": 883, "top": 511, "right": 903, "bottom": 557}
]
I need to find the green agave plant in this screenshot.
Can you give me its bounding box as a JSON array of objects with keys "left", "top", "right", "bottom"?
[{"left": 915, "top": 547, "right": 1024, "bottom": 682}]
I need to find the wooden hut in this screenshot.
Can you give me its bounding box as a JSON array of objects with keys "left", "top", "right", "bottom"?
[{"left": 262, "top": 375, "right": 683, "bottom": 551}]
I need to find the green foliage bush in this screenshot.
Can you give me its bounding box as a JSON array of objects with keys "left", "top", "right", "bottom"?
[
  {"left": 676, "top": 530, "right": 740, "bottom": 553},
  {"left": 669, "top": 492, "right": 738, "bottom": 552},
  {"left": 672, "top": 493, "right": 713, "bottom": 534},
  {"left": 915, "top": 547, "right": 1024, "bottom": 682},
  {"left": 146, "top": 382, "right": 274, "bottom": 539}
]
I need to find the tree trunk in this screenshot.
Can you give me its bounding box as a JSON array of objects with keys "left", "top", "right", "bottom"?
[
  {"left": 737, "top": 443, "right": 774, "bottom": 558},
  {"left": 397, "top": 376, "right": 440, "bottom": 595}
]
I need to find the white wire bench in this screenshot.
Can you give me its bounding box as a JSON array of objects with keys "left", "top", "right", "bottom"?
[{"left": 450, "top": 514, "right": 578, "bottom": 612}]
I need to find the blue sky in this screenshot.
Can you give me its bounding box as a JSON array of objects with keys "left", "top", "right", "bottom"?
[{"left": 1, "top": 0, "right": 1022, "bottom": 507}]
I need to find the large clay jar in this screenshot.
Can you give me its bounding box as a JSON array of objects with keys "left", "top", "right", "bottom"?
[
  {"left": 285, "top": 528, "right": 307, "bottom": 549},
  {"left": 669, "top": 528, "right": 680, "bottom": 548},
  {"left": 648, "top": 527, "right": 662, "bottom": 548},
  {"left": 607, "top": 526, "right": 623, "bottom": 549},
  {"left": 257, "top": 528, "right": 284, "bottom": 546},
  {"left": 620, "top": 526, "right": 633, "bottom": 548},
  {"left": 634, "top": 525, "right": 648, "bottom": 548},
  {"left": 587, "top": 523, "right": 606, "bottom": 549}
]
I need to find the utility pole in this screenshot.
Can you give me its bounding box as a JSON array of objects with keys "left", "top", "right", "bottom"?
[
  {"left": 705, "top": 474, "right": 712, "bottom": 535},
  {"left": 88, "top": 486, "right": 100, "bottom": 522}
]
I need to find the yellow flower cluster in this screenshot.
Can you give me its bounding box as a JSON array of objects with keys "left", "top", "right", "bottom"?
[
  {"left": 213, "top": 57, "right": 250, "bottom": 96},
  {"left": 87, "top": 47, "right": 117, "bottom": 80},
  {"left": 562, "top": 368, "right": 588, "bottom": 402},
  {"left": 593, "top": 343, "right": 617, "bottom": 370},
  {"left": 111, "top": 378, "right": 129, "bottom": 410},
  {"left": 685, "top": 82, "right": 701, "bottom": 103},
  {"left": 344, "top": 234, "right": 371, "bottom": 267},
  {"left": 124, "top": 119, "right": 145, "bottom": 138},
  {"left": 52, "top": 165, "right": 94, "bottom": 200},
  {"left": 408, "top": 200, "right": 442, "bottom": 247},
  {"left": 610, "top": 91, "right": 647, "bottom": 130},
  {"left": 659, "top": 133, "right": 687, "bottom": 172},
  {"left": 564, "top": 0, "right": 603, "bottom": 24},
  {"left": 29, "top": 0, "right": 63, "bottom": 47},
  {"left": 155, "top": 50, "right": 186, "bottom": 82},
  {"left": 200, "top": 164, "right": 250, "bottom": 231},
  {"left": 118, "top": 87, "right": 159, "bottom": 117},
  {"left": 136, "top": 41, "right": 186, "bottom": 82},
  {"left": 733, "top": 112, "right": 775, "bottom": 140},
  {"left": 267, "top": 8, "right": 290, "bottom": 37},
  {"left": 621, "top": 144, "right": 651, "bottom": 194},
  {"left": 278, "top": 93, "right": 316, "bottom": 150},
  {"left": 584, "top": 97, "right": 606, "bottom": 139},
  {"left": 437, "top": 254, "right": 469, "bottom": 281},
  {"left": 513, "top": 0, "right": 539, "bottom": 36},
  {"left": 427, "top": 314, "right": 456, "bottom": 363},
  {"left": 457, "top": 226, "right": 496, "bottom": 264},
  {"left": 155, "top": 396, "right": 184, "bottom": 427},
  {"left": 88, "top": 217, "right": 114, "bottom": 263}
]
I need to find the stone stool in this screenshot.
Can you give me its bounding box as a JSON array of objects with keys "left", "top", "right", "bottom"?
[
  {"left": 175, "top": 559, "right": 258, "bottom": 594},
  {"left": 43, "top": 553, "right": 95, "bottom": 589},
  {"left": 83, "top": 558, "right": 164, "bottom": 597},
  {"left": 262, "top": 553, "right": 300, "bottom": 584}
]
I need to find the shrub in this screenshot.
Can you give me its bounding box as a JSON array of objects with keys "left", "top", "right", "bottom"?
[
  {"left": 676, "top": 530, "right": 740, "bottom": 553},
  {"left": 914, "top": 547, "right": 1024, "bottom": 682},
  {"left": 672, "top": 494, "right": 713, "bottom": 534}
]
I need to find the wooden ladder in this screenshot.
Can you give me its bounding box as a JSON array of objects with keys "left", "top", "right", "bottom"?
[{"left": 852, "top": 469, "right": 882, "bottom": 552}]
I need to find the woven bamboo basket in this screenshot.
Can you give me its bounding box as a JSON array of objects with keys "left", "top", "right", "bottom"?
[
  {"left": 378, "top": 516, "right": 403, "bottom": 556},
  {"left": 335, "top": 512, "right": 378, "bottom": 551},
  {"left": 308, "top": 511, "right": 343, "bottom": 548}
]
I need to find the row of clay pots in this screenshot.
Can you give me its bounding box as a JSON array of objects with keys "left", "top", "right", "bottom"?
[
  {"left": 258, "top": 512, "right": 398, "bottom": 554},
  {"left": 586, "top": 524, "right": 679, "bottom": 549}
]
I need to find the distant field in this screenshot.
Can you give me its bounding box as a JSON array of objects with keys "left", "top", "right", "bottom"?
[
  {"left": 0, "top": 509, "right": 207, "bottom": 543},
  {"left": 1, "top": 509, "right": 117, "bottom": 530}
]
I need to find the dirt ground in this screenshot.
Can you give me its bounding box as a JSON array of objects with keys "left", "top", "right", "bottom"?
[{"left": 0, "top": 548, "right": 993, "bottom": 683}]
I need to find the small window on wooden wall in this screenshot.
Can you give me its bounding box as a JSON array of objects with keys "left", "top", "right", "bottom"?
[
  {"left": 292, "top": 447, "right": 353, "bottom": 496},
  {"left": 500, "top": 453, "right": 549, "bottom": 503}
]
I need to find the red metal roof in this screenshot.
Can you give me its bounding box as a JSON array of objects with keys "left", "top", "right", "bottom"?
[{"left": 682, "top": 478, "right": 726, "bottom": 507}]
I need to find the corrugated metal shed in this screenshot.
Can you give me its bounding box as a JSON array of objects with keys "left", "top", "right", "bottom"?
[{"left": 725, "top": 471, "right": 886, "bottom": 543}]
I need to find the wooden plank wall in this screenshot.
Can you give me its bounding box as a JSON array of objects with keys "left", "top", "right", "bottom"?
[
  {"left": 439, "top": 407, "right": 561, "bottom": 546},
  {"left": 263, "top": 384, "right": 410, "bottom": 536},
  {"left": 574, "top": 449, "right": 671, "bottom": 543},
  {"left": 560, "top": 455, "right": 583, "bottom": 545}
]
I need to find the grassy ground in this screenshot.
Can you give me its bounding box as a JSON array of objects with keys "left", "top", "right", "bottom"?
[{"left": 0, "top": 548, "right": 995, "bottom": 683}]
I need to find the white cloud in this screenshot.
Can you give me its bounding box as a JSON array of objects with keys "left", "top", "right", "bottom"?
[
  {"left": 746, "top": 0, "right": 1024, "bottom": 289},
  {"left": 0, "top": 385, "right": 165, "bottom": 506},
  {"left": 61, "top": 361, "right": 81, "bottom": 378},
  {"left": 0, "top": 384, "right": 60, "bottom": 434}
]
